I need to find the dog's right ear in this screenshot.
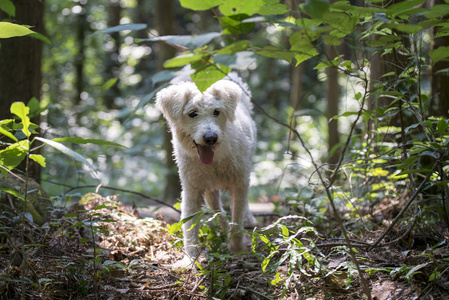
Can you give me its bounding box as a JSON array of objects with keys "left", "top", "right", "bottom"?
[{"left": 156, "top": 82, "right": 197, "bottom": 125}]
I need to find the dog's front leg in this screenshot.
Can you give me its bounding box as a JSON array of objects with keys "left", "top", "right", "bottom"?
[
  {"left": 229, "top": 185, "right": 249, "bottom": 254},
  {"left": 204, "top": 190, "right": 229, "bottom": 233},
  {"left": 181, "top": 189, "right": 204, "bottom": 259}
]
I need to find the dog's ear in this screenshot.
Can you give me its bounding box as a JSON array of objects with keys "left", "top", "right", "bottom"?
[
  {"left": 156, "top": 82, "right": 197, "bottom": 125},
  {"left": 206, "top": 80, "right": 242, "bottom": 121}
]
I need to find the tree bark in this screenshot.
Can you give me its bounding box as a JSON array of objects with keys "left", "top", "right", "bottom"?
[
  {"left": 326, "top": 44, "right": 340, "bottom": 168},
  {"left": 103, "top": 0, "right": 122, "bottom": 108},
  {"left": 74, "top": 2, "right": 87, "bottom": 104},
  {"left": 0, "top": 0, "right": 45, "bottom": 180},
  {"left": 431, "top": 0, "right": 449, "bottom": 118},
  {"left": 155, "top": 0, "right": 181, "bottom": 204}
]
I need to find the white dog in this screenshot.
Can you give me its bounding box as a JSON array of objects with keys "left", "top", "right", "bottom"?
[{"left": 156, "top": 74, "right": 257, "bottom": 262}]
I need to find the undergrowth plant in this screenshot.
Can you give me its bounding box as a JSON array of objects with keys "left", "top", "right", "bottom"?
[
  {"left": 0, "top": 101, "right": 125, "bottom": 296},
  {"left": 167, "top": 208, "right": 234, "bottom": 297}
]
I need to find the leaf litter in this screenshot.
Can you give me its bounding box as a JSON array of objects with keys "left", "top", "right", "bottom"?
[{"left": 1, "top": 193, "right": 449, "bottom": 299}]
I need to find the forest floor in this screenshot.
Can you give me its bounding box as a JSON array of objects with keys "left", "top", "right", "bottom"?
[{"left": 1, "top": 193, "right": 449, "bottom": 299}]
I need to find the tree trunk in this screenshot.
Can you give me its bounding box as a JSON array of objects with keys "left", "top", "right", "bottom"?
[
  {"left": 134, "top": 0, "right": 153, "bottom": 88},
  {"left": 0, "top": 0, "right": 45, "bottom": 180},
  {"left": 431, "top": 0, "right": 449, "bottom": 118},
  {"left": 103, "top": 0, "right": 122, "bottom": 109},
  {"left": 155, "top": 0, "right": 181, "bottom": 204},
  {"left": 326, "top": 44, "right": 340, "bottom": 168},
  {"left": 74, "top": 2, "right": 87, "bottom": 104}
]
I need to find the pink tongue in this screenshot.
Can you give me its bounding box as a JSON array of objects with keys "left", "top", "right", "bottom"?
[{"left": 198, "top": 145, "right": 214, "bottom": 165}]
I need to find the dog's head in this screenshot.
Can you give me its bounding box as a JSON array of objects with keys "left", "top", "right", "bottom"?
[{"left": 156, "top": 80, "right": 242, "bottom": 165}]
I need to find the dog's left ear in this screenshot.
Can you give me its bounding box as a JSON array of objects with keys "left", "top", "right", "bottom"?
[
  {"left": 206, "top": 80, "right": 241, "bottom": 120},
  {"left": 156, "top": 82, "right": 197, "bottom": 126}
]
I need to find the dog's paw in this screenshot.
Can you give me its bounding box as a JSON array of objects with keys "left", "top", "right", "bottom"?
[
  {"left": 229, "top": 232, "right": 252, "bottom": 254},
  {"left": 244, "top": 211, "right": 258, "bottom": 229}
]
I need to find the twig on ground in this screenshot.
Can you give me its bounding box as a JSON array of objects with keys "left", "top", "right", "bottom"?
[
  {"left": 44, "top": 180, "right": 180, "bottom": 213},
  {"left": 191, "top": 276, "right": 206, "bottom": 294}
]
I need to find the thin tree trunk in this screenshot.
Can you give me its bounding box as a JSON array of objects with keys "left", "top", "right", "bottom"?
[
  {"left": 326, "top": 44, "right": 340, "bottom": 168},
  {"left": 431, "top": 0, "right": 449, "bottom": 118},
  {"left": 290, "top": 65, "right": 304, "bottom": 110},
  {"left": 104, "top": 0, "right": 122, "bottom": 108},
  {"left": 155, "top": 0, "right": 181, "bottom": 204},
  {"left": 0, "top": 0, "right": 45, "bottom": 180},
  {"left": 75, "top": 2, "right": 87, "bottom": 104}
]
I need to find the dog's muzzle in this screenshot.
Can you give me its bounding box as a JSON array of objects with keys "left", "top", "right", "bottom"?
[{"left": 194, "top": 132, "right": 218, "bottom": 165}]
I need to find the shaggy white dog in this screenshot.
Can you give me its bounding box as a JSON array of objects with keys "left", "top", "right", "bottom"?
[{"left": 156, "top": 75, "right": 257, "bottom": 262}]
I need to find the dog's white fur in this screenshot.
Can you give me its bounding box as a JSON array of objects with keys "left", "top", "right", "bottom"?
[{"left": 156, "top": 76, "right": 257, "bottom": 261}]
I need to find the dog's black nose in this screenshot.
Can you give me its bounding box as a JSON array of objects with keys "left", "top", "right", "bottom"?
[{"left": 203, "top": 132, "right": 218, "bottom": 145}]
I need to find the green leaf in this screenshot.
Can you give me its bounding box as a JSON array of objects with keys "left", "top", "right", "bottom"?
[
  {"left": 167, "top": 221, "right": 183, "bottom": 234},
  {"left": 0, "top": 140, "right": 29, "bottom": 171},
  {"left": 385, "top": 23, "right": 423, "bottom": 34},
  {"left": 323, "top": 34, "right": 342, "bottom": 46},
  {"left": 220, "top": 0, "right": 264, "bottom": 16},
  {"left": 290, "top": 32, "right": 319, "bottom": 65},
  {"left": 10, "top": 102, "right": 31, "bottom": 138},
  {"left": 0, "top": 22, "right": 35, "bottom": 38},
  {"left": 102, "top": 78, "right": 118, "bottom": 91},
  {"left": 35, "top": 137, "right": 97, "bottom": 172},
  {"left": 179, "top": 0, "right": 222, "bottom": 11},
  {"left": 0, "top": 188, "right": 25, "bottom": 201},
  {"left": 430, "top": 46, "right": 449, "bottom": 65},
  {"left": 259, "top": 0, "right": 289, "bottom": 15},
  {"left": 386, "top": 0, "right": 426, "bottom": 17},
  {"left": 0, "top": 0, "right": 15, "bottom": 16},
  {"left": 29, "top": 154, "right": 46, "bottom": 168},
  {"left": 79, "top": 237, "right": 91, "bottom": 243},
  {"left": 0, "top": 119, "right": 18, "bottom": 142},
  {"left": 51, "top": 137, "right": 126, "bottom": 148},
  {"left": 270, "top": 272, "right": 282, "bottom": 285},
  {"left": 190, "top": 63, "right": 231, "bottom": 92},
  {"left": 213, "top": 51, "right": 257, "bottom": 69},
  {"left": 365, "top": 35, "right": 402, "bottom": 48},
  {"left": 216, "top": 40, "right": 251, "bottom": 54},
  {"left": 437, "top": 120, "right": 448, "bottom": 135},
  {"left": 220, "top": 14, "right": 255, "bottom": 35},
  {"left": 303, "top": 0, "right": 330, "bottom": 19},
  {"left": 314, "top": 59, "right": 339, "bottom": 69},
  {"left": 261, "top": 251, "right": 278, "bottom": 272},
  {"left": 93, "top": 23, "right": 147, "bottom": 35},
  {"left": 29, "top": 32, "right": 51, "bottom": 44},
  {"left": 164, "top": 54, "right": 205, "bottom": 68},
  {"left": 324, "top": 12, "right": 358, "bottom": 36},
  {"left": 151, "top": 70, "right": 178, "bottom": 85},
  {"left": 429, "top": 270, "right": 441, "bottom": 282},
  {"left": 280, "top": 225, "right": 289, "bottom": 238},
  {"left": 256, "top": 46, "right": 295, "bottom": 63},
  {"left": 148, "top": 32, "right": 221, "bottom": 51},
  {"left": 404, "top": 262, "right": 430, "bottom": 280},
  {"left": 332, "top": 111, "right": 360, "bottom": 119}
]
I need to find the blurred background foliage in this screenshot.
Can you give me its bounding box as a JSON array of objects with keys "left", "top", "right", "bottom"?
[{"left": 39, "top": 0, "right": 332, "bottom": 205}]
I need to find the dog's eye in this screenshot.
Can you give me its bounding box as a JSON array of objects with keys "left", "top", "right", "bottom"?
[
  {"left": 188, "top": 111, "right": 198, "bottom": 118},
  {"left": 213, "top": 110, "right": 220, "bottom": 116}
]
